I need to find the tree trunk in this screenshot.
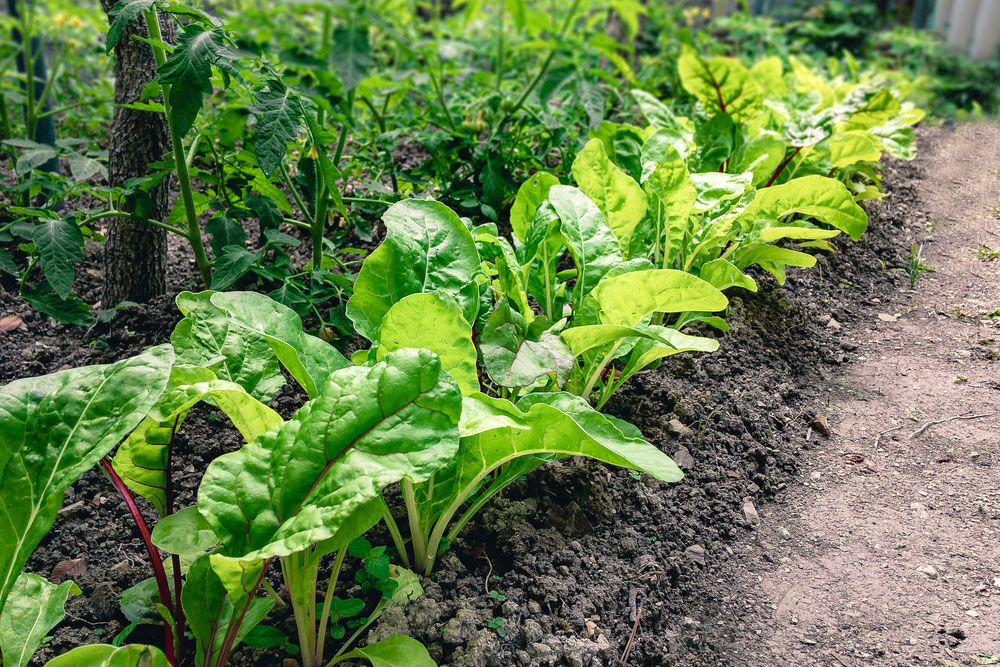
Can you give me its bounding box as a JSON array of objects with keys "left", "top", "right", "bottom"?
[{"left": 99, "top": 3, "right": 173, "bottom": 308}]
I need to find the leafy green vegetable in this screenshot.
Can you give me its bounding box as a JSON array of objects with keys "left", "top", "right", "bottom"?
[
  {"left": 0, "top": 346, "right": 173, "bottom": 618},
  {"left": 0, "top": 573, "right": 80, "bottom": 667}
]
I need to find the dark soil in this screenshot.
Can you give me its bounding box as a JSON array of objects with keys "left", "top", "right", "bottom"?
[{"left": 0, "top": 126, "right": 935, "bottom": 666}]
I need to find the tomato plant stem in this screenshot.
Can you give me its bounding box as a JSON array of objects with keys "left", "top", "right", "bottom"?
[{"left": 141, "top": 9, "right": 212, "bottom": 287}]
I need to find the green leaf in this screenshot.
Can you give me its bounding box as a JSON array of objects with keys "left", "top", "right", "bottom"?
[
  {"left": 748, "top": 56, "right": 787, "bottom": 98},
  {"left": 151, "top": 506, "right": 219, "bottom": 554},
  {"left": 0, "top": 345, "right": 173, "bottom": 619},
  {"left": 113, "top": 365, "right": 282, "bottom": 515},
  {"left": 698, "top": 258, "right": 757, "bottom": 292},
  {"left": 181, "top": 554, "right": 273, "bottom": 667},
  {"left": 829, "top": 130, "right": 882, "bottom": 169},
  {"left": 14, "top": 142, "right": 57, "bottom": 174},
  {"left": 32, "top": 218, "right": 84, "bottom": 299},
  {"left": 690, "top": 172, "right": 752, "bottom": 213},
  {"left": 510, "top": 172, "right": 559, "bottom": 243},
  {"left": 158, "top": 25, "right": 233, "bottom": 137},
  {"left": 21, "top": 284, "right": 94, "bottom": 326},
  {"left": 480, "top": 298, "right": 573, "bottom": 389},
  {"left": 0, "top": 573, "right": 80, "bottom": 667},
  {"left": 731, "top": 135, "right": 786, "bottom": 187},
  {"left": 734, "top": 245, "right": 817, "bottom": 284},
  {"left": 630, "top": 89, "right": 686, "bottom": 135},
  {"left": 739, "top": 175, "right": 868, "bottom": 241},
  {"left": 416, "top": 393, "right": 681, "bottom": 538},
  {"left": 251, "top": 79, "right": 300, "bottom": 176},
  {"left": 347, "top": 200, "right": 481, "bottom": 341},
  {"left": 547, "top": 185, "right": 622, "bottom": 311},
  {"left": 375, "top": 292, "right": 479, "bottom": 396},
  {"left": 68, "top": 154, "right": 107, "bottom": 181},
  {"left": 106, "top": 0, "right": 156, "bottom": 53},
  {"left": 617, "top": 325, "right": 719, "bottom": 384},
  {"left": 571, "top": 139, "right": 647, "bottom": 251},
  {"left": 209, "top": 292, "right": 350, "bottom": 399},
  {"left": 332, "top": 635, "right": 437, "bottom": 667},
  {"left": 205, "top": 214, "right": 248, "bottom": 258},
  {"left": 331, "top": 26, "right": 373, "bottom": 93},
  {"left": 170, "top": 291, "right": 285, "bottom": 403},
  {"left": 210, "top": 246, "right": 258, "bottom": 290},
  {"left": 592, "top": 269, "right": 727, "bottom": 327},
  {"left": 642, "top": 149, "right": 694, "bottom": 264},
  {"left": 677, "top": 47, "right": 762, "bottom": 122},
  {"left": 197, "top": 348, "right": 462, "bottom": 567},
  {"left": 45, "top": 644, "right": 170, "bottom": 667}
]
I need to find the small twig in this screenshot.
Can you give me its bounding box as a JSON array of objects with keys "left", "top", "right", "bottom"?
[
  {"left": 805, "top": 426, "right": 813, "bottom": 441},
  {"left": 909, "top": 413, "right": 993, "bottom": 439},
  {"left": 618, "top": 603, "right": 643, "bottom": 665},
  {"left": 874, "top": 425, "right": 901, "bottom": 450},
  {"left": 480, "top": 553, "right": 494, "bottom": 597}
]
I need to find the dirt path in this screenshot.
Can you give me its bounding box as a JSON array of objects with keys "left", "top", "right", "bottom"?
[{"left": 714, "top": 123, "right": 1000, "bottom": 667}]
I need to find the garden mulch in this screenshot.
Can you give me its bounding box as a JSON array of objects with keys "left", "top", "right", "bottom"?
[{"left": 1, "top": 122, "right": 996, "bottom": 666}]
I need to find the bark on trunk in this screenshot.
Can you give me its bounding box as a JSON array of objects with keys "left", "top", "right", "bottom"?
[{"left": 99, "top": 4, "right": 173, "bottom": 308}]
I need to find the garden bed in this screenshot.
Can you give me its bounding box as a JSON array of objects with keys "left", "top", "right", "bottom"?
[{"left": 0, "top": 117, "right": 930, "bottom": 666}]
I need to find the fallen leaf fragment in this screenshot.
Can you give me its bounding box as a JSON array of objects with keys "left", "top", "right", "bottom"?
[
  {"left": 0, "top": 315, "right": 22, "bottom": 332},
  {"left": 49, "top": 557, "right": 87, "bottom": 583}
]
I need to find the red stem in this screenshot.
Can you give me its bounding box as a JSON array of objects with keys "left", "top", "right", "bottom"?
[
  {"left": 212, "top": 559, "right": 274, "bottom": 667},
  {"left": 164, "top": 416, "right": 186, "bottom": 662},
  {"left": 101, "top": 457, "right": 176, "bottom": 665},
  {"left": 766, "top": 146, "right": 802, "bottom": 188}
]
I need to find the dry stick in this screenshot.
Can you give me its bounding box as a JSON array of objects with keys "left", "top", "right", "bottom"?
[
  {"left": 909, "top": 413, "right": 993, "bottom": 439},
  {"left": 480, "top": 553, "right": 494, "bottom": 596},
  {"left": 618, "top": 604, "right": 643, "bottom": 665}
]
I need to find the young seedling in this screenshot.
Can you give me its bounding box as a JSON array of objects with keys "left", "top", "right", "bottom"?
[{"left": 907, "top": 243, "right": 934, "bottom": 289}]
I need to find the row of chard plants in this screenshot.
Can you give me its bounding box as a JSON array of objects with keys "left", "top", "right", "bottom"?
[{"left": 0, "top": 45, "right": 922, "bottom": 667}]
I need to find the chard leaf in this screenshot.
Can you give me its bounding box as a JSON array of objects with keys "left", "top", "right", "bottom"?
[
  {"left": 677, "top": 47, "right": 762, "bottom": 122},
  {"left": 734, "top": 245, "right": 817, "bottom": 284},
  {"left": 560, "top": 323, "right": 708, "bottom": 357},
  {"left": 571, "top": 139, "right": 647, "bottom": 251},
  {"left": 375, "top": 292, "right": 479, "bottom": 396},
  {"left": 331, "top": 635, "right": 436, "bottom": 667},
  {"left": 642, "top": 150, "right": 694, "bottom": 264},
  {"left": 171, "top": 292, "right": 285, "bottom": 402},
  {"left": 181, "top": 554, "right": 273, "bottom": 667},
  {"left": 0, "top": 573, "right": 80, "bottom": 667},
  {"left": 347, "top": 200, "right": 481, "bottom": 341},
  {"left": 630, "top": 89, "right": 686, "bottom": 135},
  {"left": 690, "top": 172, "right": 753, "bottom": 213},
  {"left": 31, "top": 218, "right": 84, "bottom": 299},
  {"left": 698, "top": 258, "right": 757, "bottom": 292},
  {"left": 44, "top": 644, "right": 170, "bottom": 666},
  {"left": 209, "top": 291, "right": 350, "bottom": 399},
  {"left": 732, "top": 135, "right": 786, "bottom": 187},
  {"left": 197, "top": 348, "right": 462, "bottom": 566},
  {"left": 480, "top": 298, "right": 573, "bottom": 389},
  {"left": 617, "top": 325, "right": 719, "bottom": 384},
  {"left": 151, "top": 506, "right": 218, "bottom": 555},
  {"left": 592, "top": 269, "right": 728, "bottom": 327},
  {"left": 510, "top": 172, "right": 559, "bottom": 243},
  {"left": 113, "top": 365, "right": 282, "bottom": 515},
  {"left": 830, "top": 130, "right": 882, "bottom": 169},
  {"left": 739, "top": 175, "right": 868, "bottom": 241},
  {"left": 547, "top": 185, "right": 622, "bottom": 311},
  {"left": 0, "top": 346, "right": 173, "bottom": 620},
  {"left": 749, "top": 56, "right": 787, "bottom": 98},
  {"left": 251, "top": 79, "right": 300, "bottom": 176},
  {"left": 416, "top": 392, "right": 681, "bottom": 534}
]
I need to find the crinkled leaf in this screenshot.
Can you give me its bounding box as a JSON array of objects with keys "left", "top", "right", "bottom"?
[
  {"left": 158, "top": 25, "right": 234, "bottom": 137},
  {"left": 210, "top": 246, "right": 258, "bottom": 290},
  {"left": 105, "top": 0, "right": 156, "bottom": 52},
  {"left": 347, "top": 200, "right": 481, "bottom": 341},
  {"left": 331, "top": 26, "right": 373, "bottom": 92},
  {"left": 170, "top": 291, "right": 285, "bottom": 403},
  {"left": 0, "top": 345, "right": 173, "bottom": 618},
  {"left": 197, "top": 349, "right": 461, "bottom": 566},
  {"left": 690, "top": 172, "right": 753, "bottom": 213},
  {"left": 480, "top": 298, "right": 573, "bottom": 389}
]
